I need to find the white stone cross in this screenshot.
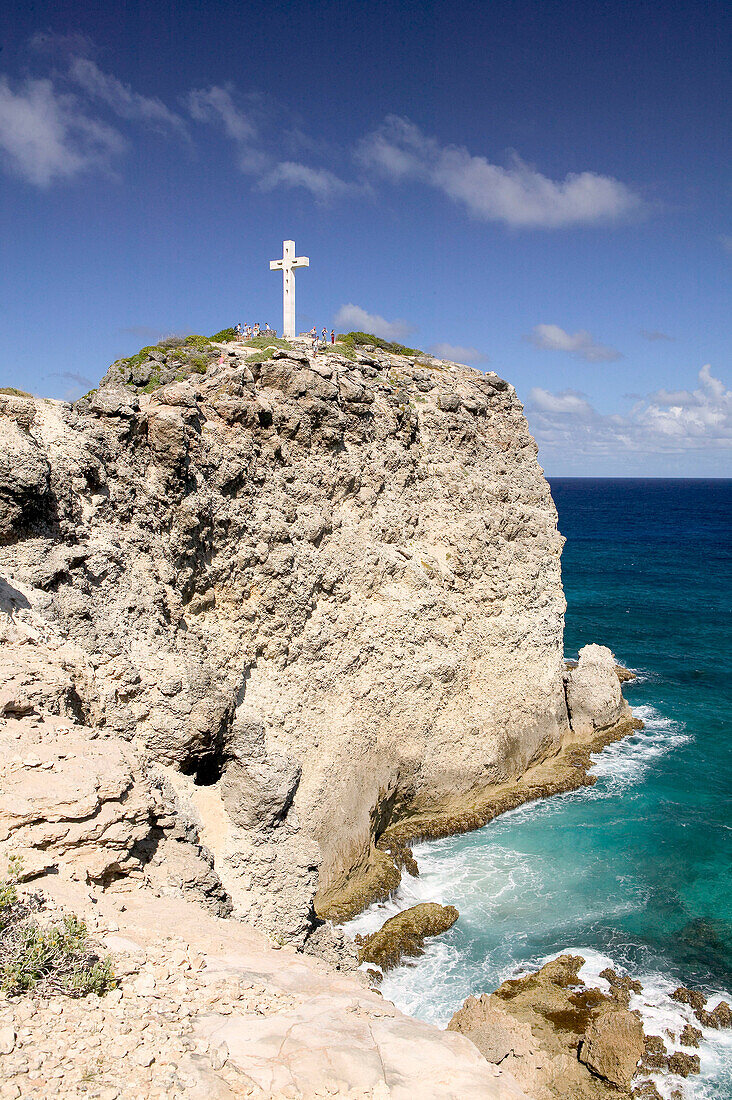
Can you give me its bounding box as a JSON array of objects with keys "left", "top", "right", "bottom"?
[{"left": 270, "top": 240, "right": 309, "bottom": 340}]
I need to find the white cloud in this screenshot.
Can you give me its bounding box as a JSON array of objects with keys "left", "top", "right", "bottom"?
[
  {"left": 333, "top": 304, "right": 414, "bottom": 341},
  {"left": 187, "top": 85, "right": 257, "bottom": 145},
  {"left": 356, "top": 115, "right": 641, "bottom": 228},
  {"left": 69, "top": 59, "right": 187, "bottom": 137},
  {"left": 640, "top": 329, "right": 674, "bottom": 342},
  {"left": 528, "top": 388, "right": 595, "bottom": 415},
  {"left": 187, "top": 86, "right": 349, "bottom": 196},
  {"left": 527, "top": 323, "right": 622, "bottom": 362},
  {"left": 720, "top": 235, "right": 732, "bottom": 253},
  {"left": 525, "top": 365, "right": 732, "bottom": 462},
  {"left": 429, "top": 343, "right": 488, "bottom": 364},
  {"left": 259, "top": 160, "right": 351, "bottom": 200},
  {"left": 0, "top": 76, "right": 124, "bottom": 185}
]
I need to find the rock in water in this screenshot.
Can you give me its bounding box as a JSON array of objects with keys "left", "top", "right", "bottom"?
[
  {"left": 565, "top": 644, "right": 630, "bottom": 738},
  {"left": 578, "top": 1006, "right": 645, "bottom": 1089},
  {"left": 358, "top": 902, "right": 459, "bottom": 970}
]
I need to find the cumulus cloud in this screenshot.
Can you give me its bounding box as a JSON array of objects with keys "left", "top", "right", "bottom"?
[
  {"left": 356, "top": 115, "right": 641, "bottom": 228},
  {"left": 527, "top": 323, "right": 622, "bottom": 362},
  {"left": 525, "top": 365, "right": 731, "bottom": 462},
  {"left": 0, "top": 76, "right": 124, "bottom": 185},
  {"left": 70, "top": 58, "right": 187, "bottom": 137},
  {"left": 528, "top": 388, "right": 595, "bottom": 415},
  {"left": 640, "top": 329, "right": 674, "bottom": 342},
  {"left": 333, "top": 304, "right": 414, "bottom": 341},
  {"left": 429, "top": 343, "right": 488, "bottom": 364}
]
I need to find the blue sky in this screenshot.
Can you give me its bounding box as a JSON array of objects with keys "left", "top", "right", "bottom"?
[{"left": 0, "top": 0, "right": 729, "bottom": 475}]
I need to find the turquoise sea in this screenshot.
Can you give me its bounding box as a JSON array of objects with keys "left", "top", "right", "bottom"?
[{"left": 347, "top": 479, "right": 732, "bottom": 1099}]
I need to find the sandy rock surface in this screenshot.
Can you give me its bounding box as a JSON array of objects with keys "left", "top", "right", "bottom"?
[{"left": 0, "top": 884, "right": 528, "bottom": 1100}]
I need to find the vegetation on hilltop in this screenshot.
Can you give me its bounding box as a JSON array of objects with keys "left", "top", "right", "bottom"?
[
  {"left": 0, "top": 387, "right": 34, "bottom": 398},
  {"left": 337, "top": 332, "right": 422, "bottom": 357}
]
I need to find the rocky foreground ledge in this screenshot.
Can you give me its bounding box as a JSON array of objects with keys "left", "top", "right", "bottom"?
[{"left": 0, "top": 878, "right": 529, "bottom": 1100}]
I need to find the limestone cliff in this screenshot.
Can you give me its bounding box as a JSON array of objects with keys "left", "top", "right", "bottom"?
[{"left": 0, "top": 338, "right": 600, "bottom": 942}]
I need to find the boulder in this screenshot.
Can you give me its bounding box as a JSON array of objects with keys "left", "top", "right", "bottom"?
[
  {"left": 578, "top": 1006, "right": 645, "bottom": 1090},
  {"left": 566, "top": 644, "right": 629, "bottom": 737},
  {"left": 670, "top": 986, "right": 706, "bottom": 1012},
  {"left": 448, "top": 994, "right": 536, "bottom": 1064},
  {"left": 667, "top": 1051, "right": 700, "bottom": 1076},
  {"left": 358, "top": 902, "right": 459, "bottom": 970}
]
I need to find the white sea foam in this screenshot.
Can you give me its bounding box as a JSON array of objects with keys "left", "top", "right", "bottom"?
[{"left": 586, "top": 704, "right": 692, "bottom": 793}]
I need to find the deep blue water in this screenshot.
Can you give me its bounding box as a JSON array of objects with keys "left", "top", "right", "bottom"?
[{"left": 348, "top": 479, "right": 732, "bottom": 1099}]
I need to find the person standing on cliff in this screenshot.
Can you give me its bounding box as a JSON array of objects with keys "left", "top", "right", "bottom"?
[{"left": 330, "top": 330, "right": 335, "bottom": 344}]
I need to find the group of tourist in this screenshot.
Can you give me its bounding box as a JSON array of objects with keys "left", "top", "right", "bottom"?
[
  {"left": 234, "top": 322, "right": 274, "bottom": 340},
  {"left": 309, "top": 327, "right": 335, "bottom": 351},
  {"left": 231, "top": 321, "right": 336, "bottom": 350}
]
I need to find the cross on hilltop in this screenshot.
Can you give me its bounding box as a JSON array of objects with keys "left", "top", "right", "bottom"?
[{"left": 270, "top": 240, "right": 309, "bottom": 340}]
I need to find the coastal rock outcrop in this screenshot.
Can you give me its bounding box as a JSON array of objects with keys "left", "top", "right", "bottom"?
[
  {"left": 357, "top": 901, "right": 459, "bottom": 970},
  {"left": 0, "top": 339, "right": 578, "bottom": 941},
  {"left": 449, "top": 954, "right": 719, "bottom": 1098}
]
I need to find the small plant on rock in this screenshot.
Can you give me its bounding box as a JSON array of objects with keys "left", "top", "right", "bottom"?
[{"left": 0, "top": 860, "right": 116, "bottom": 998}]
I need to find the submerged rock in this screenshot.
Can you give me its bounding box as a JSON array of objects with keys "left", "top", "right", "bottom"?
[{"left": 357, "top": 902, "right": 459, "bottom": 970}]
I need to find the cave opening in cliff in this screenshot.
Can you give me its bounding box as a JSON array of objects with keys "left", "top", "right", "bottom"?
[{"left": 186, "top": 752, "right": 225, "bottom": 786}]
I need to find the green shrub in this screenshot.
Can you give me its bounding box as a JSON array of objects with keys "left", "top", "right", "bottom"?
[
  {"left": 246, "top": 348, "right": 276, "bottom": 365},
  {"left": 245, "top": 335, "right": 291, "bottom": 350},
  {"left": 157, "top": 336, "right": 185, "bottom": 349},
  {"left": 324, "top": 343, "right": 357, "bottom": 360},
  {"left": 210, "top": 328, "right": 237, "bottom": 343},
  {"left": 0, "top": 862, "right": 115, "bottom": 997},
  {"left": 190, "top": 356, "right": 208, "bottom": 373},
  {"left": 337, "top": 332, "right": 421, "bottom": 357}
]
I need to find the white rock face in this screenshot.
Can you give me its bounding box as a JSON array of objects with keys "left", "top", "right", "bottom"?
[
  {"left": 0, "top": 345, "right": 581, "bottom": 938},
  {"left": 565, "top": 644, "right": 630, "bottom": 739}
]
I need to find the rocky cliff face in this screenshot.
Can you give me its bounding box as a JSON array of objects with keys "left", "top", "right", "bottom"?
[{"left": 0, "top": 339, "right": 575, "bottom": 941}]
